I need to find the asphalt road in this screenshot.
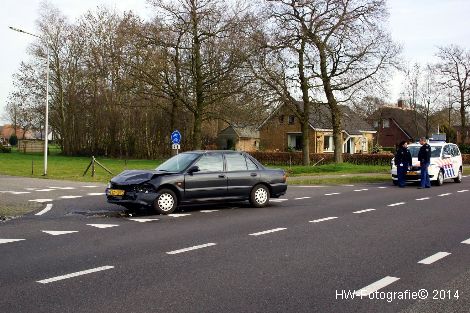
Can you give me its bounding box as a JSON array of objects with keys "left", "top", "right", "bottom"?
[{"left": 1, "top": 175, "right": 470, "bottom": 313}]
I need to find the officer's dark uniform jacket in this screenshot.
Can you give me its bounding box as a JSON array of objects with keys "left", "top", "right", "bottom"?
[
  {"left": 394, "top": 147, "right": 412, "bottom": 166},
  {"left": 418, "top": 143, "right": 431, "bottom": 164}
]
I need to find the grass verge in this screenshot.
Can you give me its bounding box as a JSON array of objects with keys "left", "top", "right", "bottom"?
[{"left": 288, "top": 174, "right": 391, "bottom": 185}]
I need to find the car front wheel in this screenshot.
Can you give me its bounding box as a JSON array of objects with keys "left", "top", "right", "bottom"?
[
  {"left": 454, "top": 168, "right": 462, "bottom": 183},
  {"left": 154, "top": 189, "right": 177, "bottom": 214},
  {"left": 435, "top": 170, "right": 444, "bottom": 186},
  {"left": 250, "top": 184, "right": 270, "bottom": 208}
]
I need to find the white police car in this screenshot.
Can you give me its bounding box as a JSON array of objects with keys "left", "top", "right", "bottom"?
[{"left": 391, "top": 141, "right": 463, "bottom": 186}]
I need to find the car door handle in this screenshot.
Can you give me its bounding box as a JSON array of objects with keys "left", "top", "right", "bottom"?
[
  {"left": 250, "top": 173, "right": 257, "bottom": 177},
  {"left": 218, "top": 174, "right": 226, "bottom": 178}
]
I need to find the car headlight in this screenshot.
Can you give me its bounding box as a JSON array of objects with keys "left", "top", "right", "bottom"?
[{"left": 107, "top": 182, "right": 112, "bottom": 188}]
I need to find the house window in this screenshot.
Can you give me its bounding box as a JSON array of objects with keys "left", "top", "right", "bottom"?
[
  {"left": 382, "top": 119, "right": 389, "bottom": 128},
  {"left": 279, "top": 115, "right": 284, "bottom": 124},
  {"left": 288, "top": 134, "right": 302, "bottom": 150},
  {"left": 288, "top": 115, "right": 295, "bottom": 124},
  {"left": 324, "top": 135, "right": 334, "bottom": 152},
  {"left": 373, "top": 121, "right": 379, "bottom": 128}
]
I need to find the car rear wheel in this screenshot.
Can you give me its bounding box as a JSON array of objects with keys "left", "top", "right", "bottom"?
[
  {"left": 454, "top": 167, "right": 462, "bottom": 183},
  {"left": 435, "top": 170, "right": 444, "bottom": 186},
  {"left": 250, "top": 184, "right": 270, "bottom": 208},
  {"left": 392, "top": 180, "right": 398, "bottom": 186},
  {"left": 154, "top": 189, "right": 177, "bottom": 214}
]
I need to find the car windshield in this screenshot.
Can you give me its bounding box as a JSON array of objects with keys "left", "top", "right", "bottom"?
[
  {"left": 155, "top": 153, "right": 200, "bottom": 172},
  {"left": 408, "top": 146, "right": 442, "bottom": 158}
]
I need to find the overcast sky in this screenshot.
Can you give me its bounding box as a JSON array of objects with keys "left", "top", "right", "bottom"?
[{"left": 1, "top": 0, "right": 469, "bottom": 124}]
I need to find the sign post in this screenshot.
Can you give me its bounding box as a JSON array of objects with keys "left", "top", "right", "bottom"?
[{"left": 171, "top": 130, "right": 181, "bottom": 155}]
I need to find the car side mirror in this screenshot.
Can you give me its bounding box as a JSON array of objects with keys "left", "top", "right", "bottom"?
[
  {"left": 187, "top": 165, "right": 200, "bottom": 174},
  {"left": 443, "top": 154, "right": 452, "bottom": 159}
]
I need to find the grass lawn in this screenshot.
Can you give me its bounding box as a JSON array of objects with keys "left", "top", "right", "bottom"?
[
  {"left": 278, "top": 163, "right": 391, "bottom": 176},
  {"left": 0, "top": 148, "right": 163, "bottom": 183}
]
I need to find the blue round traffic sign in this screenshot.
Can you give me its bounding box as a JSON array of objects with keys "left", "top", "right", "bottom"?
[{"left": 171, "top": 130, "right": 181, "bottom": 144}]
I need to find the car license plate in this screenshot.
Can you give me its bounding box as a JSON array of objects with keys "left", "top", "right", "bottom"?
[
  {"left": 108, "top": 189, "right": 125, "bottom": 196},
  {"left": 408, "top": 171, "right": 418, "bottom": 175}
]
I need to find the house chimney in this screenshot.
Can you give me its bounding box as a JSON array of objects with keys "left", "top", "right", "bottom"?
[{"left": 397, "top": 99, "right": 404, "bottom": 108}]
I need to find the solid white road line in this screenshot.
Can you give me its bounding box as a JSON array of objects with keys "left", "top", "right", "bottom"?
[
  {"left": 309, "top": 217, "right": 338, "bottom": 223},
  {"left": 325, "top": 192, "right": 340, "bottom": 196},
  {"left": 166, "top": 243, "right": 216, "bottom": 255},
  {"left": 35, "top": 204, "right": 53, "bottom": 216},
  {"left": 294, "top": 197, "right": 311, "bottom": 200},
  {"left": 354, "top": 276, "right": 400, "bottom": 296},
  {"left": 416, "top": 197, "right": 430, "bottom": 201},
  {"left": 82, "top": 185, "right": 100, "bottom": 188},
  {"left": 59, "top": 195, "right": 83, "bottom": 199},
  {"left": 249, "top": 228, "right": 287, "bottom": 236},
  {"left": 343, "top": 184, "right": 355, "bottom": 187},
  {"left": 353, "top": 209, "right": 376, "bottom": 214},
  {"left": 37, "top": 266, "right": 114, "bottom": 284},
  {"left": 418, "top": 252, "right": 451, "bottom": 265},
  {"left": 461, "top": 238, "right": 470, "bottom": 244},
  {"left": 42, "top": 230, "right": 78, "bottom": 236},
  {"left": 438, "top": 193, "right": 452, "bottom": 197},
  {"left": 29, "top": 199, "right": 53, "bottom": 203},
  {"left": 290, "top": 186, "right": 325, "bottom": 188},
  {"left": 387, "top": 202, "right": 405, "bottom": 207},
  {"left": 168, "top": 214, "right": 191, "bottom": 218},
  {"left": 128, "top": 218, "right": 159, "bottom": 223},
  {"left": 87, "top": 224, "right": 119, "bottom": 229},
  {"left": 457, "top": 190, "right": 469, "bottom": 193},
  {"left": 0, "top": 239, "right": 25, "bottom": 245},
  {"left": 87, "top": 193, "right": 105, "bottom": 196},
  {"left": 200, "top": 210, "right": 219, "bottom": 213}
]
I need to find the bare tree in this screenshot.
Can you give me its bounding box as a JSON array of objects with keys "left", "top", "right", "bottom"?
[
  {"left": 270, "top": 0, "right": 400, "bottom": 162},
  {"left": 436, "top": 45, "right": 470, "bottom": 143}
]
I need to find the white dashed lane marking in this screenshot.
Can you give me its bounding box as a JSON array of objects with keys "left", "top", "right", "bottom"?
[
  {"left": 42, "top": 230, "right": 78, "bottom": 236},
  {"left": 325, "top": 192, "right": 340, "bottom": 196},
  {"left": 82, "top": 186, "right": 100, "bottom": 188},
  {"left": 249, "top": 228, "right": 287, "bottom": 236},
  {"left": 0, "top": 239, "right": 25, "bottom": 245},
  {"left": 416, "top": 197, "right": 430, "bottom": 201},
  {"left": 166, "top": 243, "right": 216, "bottom": 255},
  {"left": 87, "top": 193, "right": 105, "bottom": 196},
  {"left": 354, "top": 276, "right": 400, "bottom": 296},
  {"left": 29, "top": 199, "right": 53, "bottom": 203},
  {"left": 200, "top": 210, "right": 219, "bottom": 213},
  {"left": 457, "top": 190, "right": 469, "bottom": 193},
  {"left": 36, "top": 189, "right": 55, "bottom": 192},
  {"left": 438, "top": 193, "right": 452, "bottom": 197},
  {"left": 128, "top": 218, "right": 159, "bottom": 223},
  {"left": 462, "top": 238, "right": 470, "bottom": 244},
  {"left": 168, "top": 214, "right": 191, "bottom": 218},
  {"left": 387, "top": 202, "right": 405, "bottom": 207},
  {"left": 377, "top": 187, "right": 388, "bottom": 189},
  {"left": 418, "top": 252, "right": 451, "bottom": 265},
  {"left": 309, "top": 217, "right": 338, "bottom": 223},
  {"left": 37, "top": 266, "right": 114, "bottom": 284},
  {"left": 49, "top": 187, "right": 76, "bottom": 190},
  {"left": 353, "top": 209, "right": 376, "bottom": 214},
  {"left": 294, "top": 197, "right": 311, "bottom": 200},
  {"left": 87, "top": 224, "right": 119, "bottom": 229},
  {"left": 270, "top": 199, "right": 288, "bottom": 202},
  {"left": 354, "top": 189, "right": 369, "bottom": 192},
  {"left": 35, "top": 204, "right": 53, "bottom": 216},
  {"left": 59, "top": 195, "right": 83, "bottom": 199}
]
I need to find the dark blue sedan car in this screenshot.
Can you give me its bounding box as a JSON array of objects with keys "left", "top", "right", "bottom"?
[{"left": 106, "top": 151, "right": 287, "bottom": 214}]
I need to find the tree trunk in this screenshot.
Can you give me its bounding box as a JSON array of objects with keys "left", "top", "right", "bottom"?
[
  {"left": 298, "top": 38, "right": 310, "bottom": 166},
  {"left": 460, "top": 91, "right": 467, "bottom": 144}
]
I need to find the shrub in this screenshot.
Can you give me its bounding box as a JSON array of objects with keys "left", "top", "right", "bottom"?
[
  {"left": 0, "top": 145, "right": 12, "bottom": 153},
  {"left": 458, "top": 144, "right": 470, "bottom": 154}
]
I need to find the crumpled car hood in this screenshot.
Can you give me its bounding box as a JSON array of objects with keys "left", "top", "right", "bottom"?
[{"left": 111, "top": 170, "right": 160, "bottom": 185}]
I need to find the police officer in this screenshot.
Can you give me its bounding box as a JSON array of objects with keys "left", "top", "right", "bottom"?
[
  {"left": 395, "top": 140, "right": 412, "bottom": 187},
  {"left": 418, "top": 137, "right": 431, "bottom": 188}
]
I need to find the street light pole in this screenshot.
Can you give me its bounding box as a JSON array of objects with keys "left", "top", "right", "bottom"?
[{"left": 9, "top": 26, "right": 50, "bottom": 176}]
